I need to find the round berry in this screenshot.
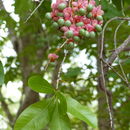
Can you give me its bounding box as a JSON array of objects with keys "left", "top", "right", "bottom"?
[
  {"left": 52, "top": 22, "right": 59, "bottom": 28},
  {"left": 76, "top": 22, "right": 84, "bottom": 27},
  {"left": 57, "top": 12, "right": 64, "bottom": 17},
  {"left": 58, "top": 18, "right": 64, "bottom": 26},
  {"left": 74, "top": 36, "right": 80, "bottom": 42},
  {"left": 87, "top": 13, "right": 92, "bottom": 18},
  {"left": 69, "top": 42, "right": 74, "bottom": 45},
  {"left": 87, "top": 4, "right": 93, "bottom": 11},
  {"left": 95, "top": 24, "right": 102, "bottom": 32},
  {"left": 85, "top": 31, "right": 90, "bottom": 37},
  {"left": 79, "top": 29, "right": 85, "bottom": 36},
  {"left": 90, "top": 31, "right": 96, "bottom": 38},
  {"left": 97, "top": 16, "right": 103, "bottom": 21},
  {"left": 65, "top": 30, "right": 74, "bottom": 38},
  {"left": 79, "top": 8, "right": 86, "bottom": 16},
  {"left": 65, "top": 20, "right": 71, "bottom": 27},
  {"left": 58, "top": 3, "right": 66, "bottom": 10},
  {"left": 66, "top": 42, "right": 74, "bottom": 49},
  {"left": 45, "top": 12, "right": 52, "bottom": 19}
]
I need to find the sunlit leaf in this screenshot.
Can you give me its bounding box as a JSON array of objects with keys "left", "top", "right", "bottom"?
[
  {"left": 14, "top": 99, "right": 53, "bottom": 130},
  {"left": 28, "top": 75, "right": 55, "bottom": 94},
  {"left": 50, "top": 103, "right": 71, "bottom": 130},
  {"left": 65, "top": 95, "right": 98, "bottom": 128}
]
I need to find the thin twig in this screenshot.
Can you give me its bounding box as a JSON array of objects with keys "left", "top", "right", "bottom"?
[
  {"left": 0, "top": 90, "right": 13, "bottom": 127},
  {"left": 114, "top": 21, "right": 129, "bottom": 84},
  {"left": 100, "top": 59, "right": 114, "bottom": 129},
  {"left": 25, "top": 0, "right": 44, "bottom": 23},
  {"left": 102, "top": 58, "right": 129, "bottom": 86},
  {"left": 100, "top": 18, "right": 130, "bottom": 129},
  {"left": 56, "top": 50, "right": 68, "bottom": 89},
  {"left": 100, "top": 17, "right": 130, "bottom": 59},
  {"left": 108, "top": 35, "right": 130, "bottom": 65},
  {"left": 55, "top": 40, "right": 68, "bottom": 53},
  {"left": 121, "top": 0, "right": 125, "bottom": 16},
  {"left": 44, "top": 60, "right": 50, "bottom": 72},
  {"left": 43, "top": 40, "right": 68, "bottom": 72}
]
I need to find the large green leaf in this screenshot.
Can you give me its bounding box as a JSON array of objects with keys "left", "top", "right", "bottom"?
[
  {"left": 65, "top": 95, "right": 97, "bottom": 128},
  {"left": 0, "top": 61, "right": 4, "bottom": 86},
  {"left": 28, "top": 75, "right": 55, "bottom": 94},
  {"left": 57, "top": 92, "right": 67, "bottom": 115},
  {"left": 14, "top": 99, "right": 53, "bottom": 130},
  {"left": 50, "top": 103, "right": 71, "bottom": 130}
]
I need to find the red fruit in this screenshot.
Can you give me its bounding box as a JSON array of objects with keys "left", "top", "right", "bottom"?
[{"left": 48, "top": 53, "right": 59, "bottom": 62}]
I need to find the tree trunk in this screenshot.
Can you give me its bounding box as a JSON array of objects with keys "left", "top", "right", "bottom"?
[
  {"left": 14, "top": 34, "right": 49, "bottom": 121},
  {"left": 97, "top": 35, "right": 111, "bottom": 130}
]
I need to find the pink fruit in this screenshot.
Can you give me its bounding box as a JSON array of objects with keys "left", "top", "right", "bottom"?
[{"left": 48, "top": 53, "right": 59, "bottom": 62}]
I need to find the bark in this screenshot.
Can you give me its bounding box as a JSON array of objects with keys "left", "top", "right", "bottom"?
[
  {"left": 15, "top": 34, "right": 49, "bottom": 118},
  {"left": 107, "top": 35, "right": 130, "bottom": 66},
  {"left": 97, "top": 35, "right": 112, "bottom": 130},
  {"left": 51, "top": 60, "right": 62, "bottom": 87}
]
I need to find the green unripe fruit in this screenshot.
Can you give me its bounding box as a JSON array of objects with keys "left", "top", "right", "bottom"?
[
  {"left": 85, "top": 31, "right": 90, "bottom": 37},
  {"left": 69, "top": 42, "right": 74, "bottom": 45},
  {"left": 66, "top": 42, "right": 74, "bottom": 49},
  {"left": 74, "top": 36, "right": 80, "bottom": 42},
  {"left": 45, "top": 12, "right": 52, "bottom": 19},
  {"left": 79, "top": 29, "right": 85, "bottom": 36},
  {"left": 87, "top": 13, "right": 92, "bottom": 18},
  {"left": 97, "top": 16, "right": 103, "bottom": 21},
  {"left": 57, "top": 12, "right": 64, "bottom": 17},
  {"left": 95, "top": 24, "right": 102, "bottom": 32},
  {"left": 58, "top": 18, "right": 64, "bottom": 26},
  {"left": 52, "top": 22, "right": 59, "bottom": 28},
  {"left": 79, "top": 8, "right": 86, "bottom": 15},
  {"left": 65, "top": 20, "right": 71, "bottom": 27},
  {"left": 90, "top": 31, "right": 96, "bottom": 38},
  {"left": 87, "top": 4, "right": 93, "bottom": 11},
  {"left": 58, "top": 3, "right": 66, "bottom": 10},
  {"left": 65, "top": 30, "right": 74, "bottom": 38},
  {"left": 76, "top": 22, "right": 84, "bottom": 27}
]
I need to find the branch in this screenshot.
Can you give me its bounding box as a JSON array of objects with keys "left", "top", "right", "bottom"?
[
  {"left": 25, "top": 0, "right": 44, "bottom": 23},
  {"left": 0, "top": 91, "right": 13, "bottom": 127},
  {"left": 109, "top": 47, "right": 130, "bottom": 52},
  {"left": 97, "top": 35, "right": 115, "bottom": 130},
  {"left": 100, "top": 17, "right": 130, "bottom": 59},
  {"left": 107, "top": 35, "right": 130, "bottom": 65},
  {"left": 98, "top": 16, "right": 130, "bottom": 130}
]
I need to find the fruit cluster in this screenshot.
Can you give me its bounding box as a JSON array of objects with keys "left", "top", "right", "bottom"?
[{"left": 46, "top": 0, "right": 104, "bottom": 44}]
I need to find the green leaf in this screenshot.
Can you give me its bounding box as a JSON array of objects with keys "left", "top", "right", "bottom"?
[
  {"left": 14, "top": 0, "right": 33, "bottom": 16},
  {"left": 112, "top": 0, "right": 122, "bottom": 10},
  {"left": 65, "top": 95, "right": 97, "bottom": 128},
  {"left": 28, "top": 75, "right": 55, "bottom": 94},
  {"left": 0, "top": 10, "right": 16, "bottom": 29},
  {"left": 39, "top": 0, "right": 51, "bottom": 17},
  {"left": 0, "top": 61, "right": 4, "bottom": 86},
  {"left": 57, "top": 92, "right": 67, "bottom": 115},
  {"left": 14, "top": 99, "right": 52, "bottom": 130},
  {"left": 50, "top": 102, "right": 71, "bottom": 130}
]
